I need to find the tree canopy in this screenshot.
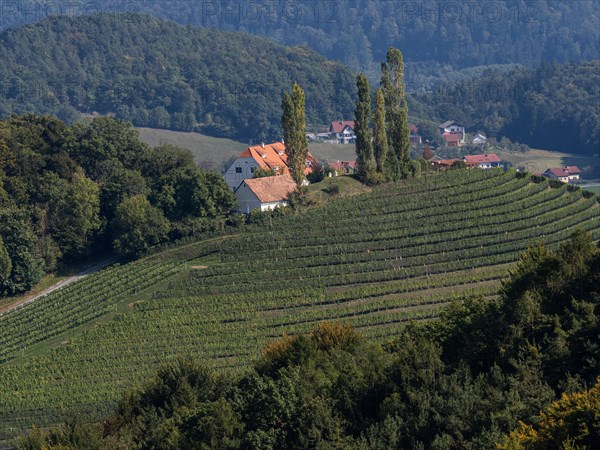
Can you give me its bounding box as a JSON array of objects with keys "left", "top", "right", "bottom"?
[
  {"left": 414, "top": 61, "right": 600, "bottom": 155},
  {"left": 0, "top": 13, "right": 356, "bottom": 140},
  {"left": 0, "top": 114, "right": 235, "bottom": 296},
  {"left": 3, "top": 1, "right": 598, "bottom": 78}
]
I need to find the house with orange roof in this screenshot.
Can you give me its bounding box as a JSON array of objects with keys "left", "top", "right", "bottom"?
[
  {"left": 235, "top": 174, "right": 297, "bottom": 213},
  {"left": 224, "top": 142, "right": 318, "bottom": 190},
  {"left": 463, "top": 153, "right": 502, "bottom": 169}
]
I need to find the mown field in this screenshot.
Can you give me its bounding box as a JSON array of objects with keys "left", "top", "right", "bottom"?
[
  {"left": 0, "top": 169, "right": 599, "bottom": 446},
  {"left": 134, "top": 126, "right": 358, "bottom": 166}
]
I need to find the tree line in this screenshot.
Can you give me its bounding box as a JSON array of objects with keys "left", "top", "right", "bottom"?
[
  {"left": 19, "top": 230, "right": 600, "bottom": 449},
  {"left": 0, "top": 13, "right": 355, "bottom": 140},
  {"left": 3, "top": 1, "right": 598, "bottom": 78},
  {"left": 412, "top": 61, "right": 600, "bottom": 156},
  {"left": 0, "top": 115, "right": 235, "bottom": 297},
  {"left": 355, "top": 48, "right": 418, "bottom": 184}
]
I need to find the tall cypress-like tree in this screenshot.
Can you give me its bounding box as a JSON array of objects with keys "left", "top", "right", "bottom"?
[
  {"left": 281, "top": 82, "right": 308, "bottom": 187},
  {"left": 381, "top": 48, "right": 410, "bottom": 179},
  {"left": 354, "top": 74, "right": 375, "bottom": 181},
  {"left": 398, "top": 98, "right": 411, "bottom": 174},
  {"left": 373, "top": 88, "right": 388, "bottom": 174}
]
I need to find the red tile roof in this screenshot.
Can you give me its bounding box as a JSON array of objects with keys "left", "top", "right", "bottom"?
[
  {"left": 431, "top": 158, "right": 461, "bottom": 167},
  {"left": 545, "top": 166, "right": 581, "bottom": 177},
  {"left": 464, "top": 154, "right": 502, "bottom": 164},
  {"left": 410, "top": 124, "right": 419, "bottom": 134},
  {"left": 442, "top": 132, "right": 460, "bottom": 143},
  {"left": 330, "top": 121, "right": 355, "bottom": 133},
  {"left": 241, "top": 175, "right": 297, "bottom": 203},
  {"left": 238, "top": 142, "right": 317, "bottom": 176},
  {"left": 328, "top": 160, "right": 356, "bottom": 171}
]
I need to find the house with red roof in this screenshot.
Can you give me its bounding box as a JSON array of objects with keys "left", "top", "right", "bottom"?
[
  {"left": 329, "top": 121, "right": 356, "bottom": 144},
  {"left": 430, "top": 158, "right": 462, "bottom": 169},
  {"left": 439, "top": 120, "right": 465, "bottom": 146},
  {"left": 235, "top": 174, "right": 297, "bottom": 213},
  {"left": 543, "top": 166, "right": 581, "bottom": 183},
  {"left": 328, "top": 160, "right": 357, "bottom": 175},
  {"left": 442, "top": 132, "right": 461, "bottom": 147},
  {"left": 463, "top": 153, "right": 502, "bottom": 169},
  {"left": 224, "top": 142, "right": 317, "bottom": 190}
]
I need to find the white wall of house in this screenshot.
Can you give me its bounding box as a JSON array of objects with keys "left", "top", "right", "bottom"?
[
  {"left": 260, "top": 201, "right": 288, "bottom": 211},
  {"left": 447, "top": 125, "right": 464, "bottom": 134},
  {"left": 224, "top": 157, "right": 261, "bottom": 191},
  {"left": 235, "top": 182, "right": 288, "bottom": 213},
  {"left": 235, "top": 182, "right": 262, "bottom": 213}
]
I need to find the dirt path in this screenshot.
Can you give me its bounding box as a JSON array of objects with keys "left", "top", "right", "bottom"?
[{"left": 0, "top": 257, "right": 117, "bottom": 317}]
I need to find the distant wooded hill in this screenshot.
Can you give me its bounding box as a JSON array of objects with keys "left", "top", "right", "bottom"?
[
  {"left": 411, "top": 61, "right": 600, "bottom": 156},
  {"left": 0, "top": 14, "right": 356, "bottom": 139},
  {"left": 2, "top": 1, "right": 599, "bottom": 77}
]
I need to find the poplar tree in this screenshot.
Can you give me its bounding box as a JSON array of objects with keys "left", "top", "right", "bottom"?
[
  {"left": 354, "top": 74, "right": 375, "bottom": 181},
  {"left": 373, "top": 88, "right": 388, "bottom": 173},
  {"left": 281, "top": 82, "right": 308, "bottom": 186},
  {"left": 381, "top": 48, "right": 410, "bottom": 179}
]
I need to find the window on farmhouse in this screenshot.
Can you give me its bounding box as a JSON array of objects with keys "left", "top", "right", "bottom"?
[
  {"left": 235, "top": 167, "right": 242, "bottom": 173},
  {"left": 251, "top": 167, "right": 256, "bottom": 173}
]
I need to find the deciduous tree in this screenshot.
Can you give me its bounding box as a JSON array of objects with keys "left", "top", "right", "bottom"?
[
  {"left": 354, "top": 74, "right": 375, "bottom": 181},
  {"left": 281, "top": 83, "right": 308, "bottom": 187},
  {"left": 112, "top": 195, "right": 170, "bottom": 258},
  {"left": 381, "top": 48, "right": 410, "bottom": 179},
  {"left": 373, "top": 88, "right": 389, "bottom": 174}
]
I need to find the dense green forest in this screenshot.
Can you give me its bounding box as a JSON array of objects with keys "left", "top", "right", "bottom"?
[
  {"left": 3, "top": 1, "right": 599, "bottom": 79},
  {"left": 411, "top": 61, "right": 600, "bottom": 155},
  {"left": 20, "top": 231, "right": 599, "bottom": 449},
  {"left": 0, "top": 114, "right": 234, "bottom": 297},
  {"left": 1, "top": 13, "right": 598, "bottom": 153},
  {"left": 0, "top": 13, "right": 355, "bottom": 139}
]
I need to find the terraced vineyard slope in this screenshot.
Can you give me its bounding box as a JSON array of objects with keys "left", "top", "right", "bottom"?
[{"left": 0, "top": 169, "right": 599, "bottom": 446}]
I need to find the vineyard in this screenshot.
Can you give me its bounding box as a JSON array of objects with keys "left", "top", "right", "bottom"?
[{"left": 0, "top": 169, "right": 598, "bottom": 446}]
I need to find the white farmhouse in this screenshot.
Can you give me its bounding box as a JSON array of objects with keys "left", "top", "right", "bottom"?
[
  {"left": 235, "top": 174, "right": 297, "bottom": 213},
  {"left": 224, "top": 142, "right": 317, "bottom": 191},
  {"left": 329, "top": 121, "right": 356, "bottom": 144},
  {"left": 439, "top": 120, "right": 465, "bottom": 135},
  {"left": 543, "top": 166, "right": 582, "bottom": 183}
]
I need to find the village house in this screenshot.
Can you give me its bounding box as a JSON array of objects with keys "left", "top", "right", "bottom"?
[
  {"left": 329, "top": 121, "right": 356, "bottom": 144},
  {"left": 439, "top": 120, "right": 465, "bottom": 135},
  {"left": 224, "top": 141, "right": 317, "bottom": 191},
  {"left": 464, "top": 153, "right": 502, "bottom": 169},
  {"left": 235, "top": 174, "right": 297, "bottom": 213},
  {"left": 472, "top": 133, "right": 487, "bottom": 145},
  {"left": 439, "top": 120, "right": 466, "bottom": 147},
  {"left": 442, "top": 132, "right": 462, "bottom": 147},
  {"left": 430, "top": 158, "right": 462, "bottom": 169},
  {"left": 328, "top": 160, "right": 357, "bottom": 176},
  {"left": 543, "top": 166, "right": 581, "bottom": 183},
  {"left": 410, "top": 124, "right": 422, "bottom": 145}
]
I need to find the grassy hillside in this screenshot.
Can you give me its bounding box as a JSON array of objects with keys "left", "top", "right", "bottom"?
[
  {"left": 135, "top": 127, "right": 599, "bottom": 176},
  {"left": 0, "top": 169, "right": 599, "bottom": 445},
  {"left": 134, "top": 126, "right": 359, "bottom": 167},
  {"left": 135, "top": 127, "right": 247, "bottom": 169}
]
